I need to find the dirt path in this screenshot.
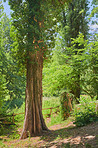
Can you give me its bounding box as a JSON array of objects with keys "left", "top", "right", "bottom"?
[{"left": 1, "top": 121, "right": 98, "bottom": 148}]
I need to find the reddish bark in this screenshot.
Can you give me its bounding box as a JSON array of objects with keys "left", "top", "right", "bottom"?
[{"left": 20, "top": 51, "right": 48, "bottom": 139}]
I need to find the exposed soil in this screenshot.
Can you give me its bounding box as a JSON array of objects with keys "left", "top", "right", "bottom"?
[{"left": 1, "top": 121, "right": 98, "bottom": 148}]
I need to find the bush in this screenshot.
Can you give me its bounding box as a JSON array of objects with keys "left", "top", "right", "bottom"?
[{"left": 73, "top": 96, "right": 98, "bottom": 127}]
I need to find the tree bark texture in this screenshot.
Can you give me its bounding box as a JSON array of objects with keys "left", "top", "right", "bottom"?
[
  {"left": 74, "top": 74, "right": 80, "bottom": 103},
  {"left": 70, "top": 73, "right": 80, "bottom": 104},
  {"left": 20, "top": 51, "right": 48, "bottom": 139}
]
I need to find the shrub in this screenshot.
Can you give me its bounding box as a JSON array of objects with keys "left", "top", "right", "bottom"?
[{"left": 73, "top": 96, "right": 98, "bottom": 127}]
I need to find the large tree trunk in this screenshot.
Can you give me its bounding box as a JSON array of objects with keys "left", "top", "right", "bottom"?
[{"left": 20, "top": 51, "right": 48, "bottom": 139}]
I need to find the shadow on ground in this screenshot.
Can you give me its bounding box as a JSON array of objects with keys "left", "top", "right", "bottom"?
[
  {"left": 40, "top": 122, "right": 98, "bottom": 148},
  {"left": 0, "top": 122, "right": 98, "bottom": 148}
]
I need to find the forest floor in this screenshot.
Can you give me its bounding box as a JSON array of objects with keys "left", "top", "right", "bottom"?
[{"left": 0, "top": 120, "right": 98, "bottom": 148}]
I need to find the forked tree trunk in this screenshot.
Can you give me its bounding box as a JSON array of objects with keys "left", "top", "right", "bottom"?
[{"left": 20, "top": 51, "right": 48, "bottom": 139}]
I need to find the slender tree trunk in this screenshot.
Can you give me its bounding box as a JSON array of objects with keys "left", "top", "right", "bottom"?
[
  {"left": 20, "top": 51, "right": 48, "bottom": 139},
  {"left": 71, "top": 74, "right": 80, "bottom": 104},
  {"left": 75, "top": 74, "right": 80, "bottom": 103}
]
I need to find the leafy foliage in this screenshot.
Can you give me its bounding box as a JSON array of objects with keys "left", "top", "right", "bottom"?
[{"left": 89, "top": 0, "right": 98, "bottom": 18}]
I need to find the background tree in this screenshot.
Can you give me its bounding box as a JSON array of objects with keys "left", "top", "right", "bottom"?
[
  {"left": 0, "top": 3, "right": 10, "bottom": 115},
  {"left": 43, "top": 0, "right": 89, "bottom": 101},
  {"left": 60, "top": 0, "right": 89, "bottom": 101},
  {"left": 0, "top": 1, "right": 25, "bottom": 115}
]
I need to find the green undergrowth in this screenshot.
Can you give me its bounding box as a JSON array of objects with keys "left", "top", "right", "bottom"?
[{"left": 73, "top": 96, "right": 98, "bottom": 127}]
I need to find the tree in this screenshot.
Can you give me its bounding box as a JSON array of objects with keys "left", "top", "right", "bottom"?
[
  {"left": 60, "top": 0, "right": 89, "bottom": 101},
  {"left": 4, "top": 0, "right": 69, "bottom": 139},
  {"left": 0, "top": 2, "right": 8, "bottom": 115}
]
